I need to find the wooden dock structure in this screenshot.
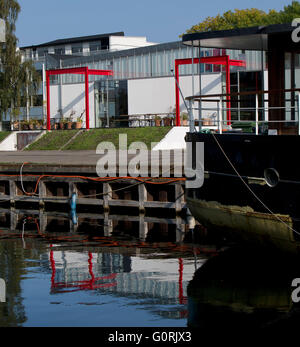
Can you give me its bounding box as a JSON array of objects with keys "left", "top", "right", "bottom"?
[
  {"left": 0, "top": 159, "right": 187, "bottom": 237},
  {"left": 0, "top": 149, "right": 190, "bottom": 242},
  {"left": 0, "top": 172, "right": 186, "bottom": 212},
  {"left": 1, "top": 207, "right": 188, "bottom": 243}
]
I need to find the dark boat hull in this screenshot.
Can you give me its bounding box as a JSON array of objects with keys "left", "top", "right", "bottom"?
[{"left": 185, "top": 132, "right": 300, "bottom": 253}]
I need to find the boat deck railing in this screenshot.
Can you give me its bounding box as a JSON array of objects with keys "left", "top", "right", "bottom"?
[{"left": 185, "top": 88, "right": 300, "bottom": 135}]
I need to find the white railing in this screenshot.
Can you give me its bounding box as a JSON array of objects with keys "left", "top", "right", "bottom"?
[{"left": 186, "top": 89, "right": 300, "bottom": 135}]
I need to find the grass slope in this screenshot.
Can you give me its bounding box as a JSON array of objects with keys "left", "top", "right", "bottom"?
[
  {"left": 26, "top": 127, "right": 171, "bottom": 150},
  {"left": 0, "top": 132, "right": 11, "bottom": 143},
  {"left": 25, "top": 130, "right": 79, "bottom": 150}
]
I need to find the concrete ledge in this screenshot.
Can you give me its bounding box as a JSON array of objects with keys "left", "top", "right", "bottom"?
[
  {"left": 0, "top": 132, "right": 17, "bottom": 151},
  {"left": 152, "top": 127, "right": 189, "bottom": 150}
]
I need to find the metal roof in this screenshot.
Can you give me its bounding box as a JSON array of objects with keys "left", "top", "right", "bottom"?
[
  {"left": 182, "top": 23, "right": 295, "bottom": 51},
  {"left": 55, "top": 41, "right": 186, "bottom": 67},
  {"left": 20, "top": 32, "right": 125, "bottom": 50}
]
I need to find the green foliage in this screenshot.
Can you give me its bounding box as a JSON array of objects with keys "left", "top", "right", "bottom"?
[
  {"left": 183, "top": 1, "right": 300, "bottom": 34},
  {"left": 0, "top": 0, "right": 41, "bottom": 121},
  {"left": 278, "top": 1, "right": 300, "bottom": 22},
  {"left": 181, "top": 112, "right": 188, "bottom": 120}
]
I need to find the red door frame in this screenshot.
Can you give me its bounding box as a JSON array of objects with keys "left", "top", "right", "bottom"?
[
  {"left": 175, "top": 55, "right": 246, "bottom": 126},
  {"left": 46, "top": 67, "right": 113, "bottom": 130}
]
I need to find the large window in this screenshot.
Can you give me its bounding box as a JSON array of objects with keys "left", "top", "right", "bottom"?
[
  {"left": 54, "top": 47, "right": 65, "bottom": 55},
  {"left": 72, "top": 44, "right": 83, "bottom": 55},
  {"left": 128, "top": 55, "right": 135, "bottom": 79},
  {"left": 90, "top": 41, "right": 101, "bottom": 53},
  {"left": 37, "top": 48, "right": 48, "bottom": 57},
  {"left": 94, "top": 80, "right": 128, "bottom": 127},
  {"left": 285, "top": 52, "right": 300, "bottom": 121}
]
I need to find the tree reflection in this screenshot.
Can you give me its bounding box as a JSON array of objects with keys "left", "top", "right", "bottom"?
[{"left": 0, "top": 240, "right": 26, "bottom": 327}]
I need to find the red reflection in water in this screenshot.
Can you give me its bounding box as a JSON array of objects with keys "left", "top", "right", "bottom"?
[{"left": 50, "top": 248, "right": 117, "bottom": 293}]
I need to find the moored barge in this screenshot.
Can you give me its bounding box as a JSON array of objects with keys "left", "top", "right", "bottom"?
[{"left": 182, "top": 24, "right": 300, "bottom": 254}]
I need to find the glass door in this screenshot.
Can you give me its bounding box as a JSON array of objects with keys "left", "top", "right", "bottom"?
[
  {"left": 285, "top": 52, "right": 300, "bottom": 121},
  {"left": 94, "top": 79, "right": 116, "bottom": 128}
]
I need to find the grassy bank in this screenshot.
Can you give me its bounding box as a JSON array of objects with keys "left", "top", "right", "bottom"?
[
  {"left": 25, "top": 130, "right": 79, "bottom": 150},
  {"left": 25, "top": 127, "right": 171, "bottom": 150},
  {"left": 0, "top": 132, "right": 11, "bottom": 143}
]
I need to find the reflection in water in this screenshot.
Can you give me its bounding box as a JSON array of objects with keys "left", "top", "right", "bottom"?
[
  {"left": 0, "top": 240, "right": 27, "bottom": 327},
  {"left": 5, "top": 208, "right": 300, "bottom": 330},
  {"left": 0, "top": 208, "right": 216, "bottom": 327},
  {"left": 187, "top": 247, "right": 300, "bottom": 334},
  {"left": 49, "top": 250, "right": 191, "bottom": 309}
]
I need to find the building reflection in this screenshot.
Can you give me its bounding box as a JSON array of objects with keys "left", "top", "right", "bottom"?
[
  {"left": 0, "top": 208, "right": 216, "bottom": 324},
  {"left": 46, "top": 247, "right": 201, "bottom": 319},
  {"left": 0, "top": 241, "right": 27, "bottom": 326}
]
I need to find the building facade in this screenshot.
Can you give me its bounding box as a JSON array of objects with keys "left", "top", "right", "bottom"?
[{"left": 13, "top": 31, "right": 267, "bottom": 129}]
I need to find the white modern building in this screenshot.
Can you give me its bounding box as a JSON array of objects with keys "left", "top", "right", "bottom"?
[{"left": 10, "top": 30, "right": 267, "bottom": 129}]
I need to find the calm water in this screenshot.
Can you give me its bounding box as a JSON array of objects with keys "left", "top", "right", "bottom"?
[
  {"left": 0, "top": 210, "right": 214, "bottom": 327},
  {"left": 1, "top": 209, "right": 300, "bottom": 331}
]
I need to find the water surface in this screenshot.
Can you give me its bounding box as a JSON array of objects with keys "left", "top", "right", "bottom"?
[
  {"left": 1, "top": 209, "right": 299, "bottom": 332},
  {"left": 0, "top": 214, "right": 214, "bottom": 327}
]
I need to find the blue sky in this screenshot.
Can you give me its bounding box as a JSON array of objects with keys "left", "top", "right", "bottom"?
[{"left": 16, "top": 0, "right": 289, "bottom": 47}]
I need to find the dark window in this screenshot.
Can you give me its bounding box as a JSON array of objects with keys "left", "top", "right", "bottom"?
[
  {"left": 54, "top": 47, "right": 65, "bottom": 55},
  {"left": 90, "top": 42, "right": 101, "bottom": 52},
  {"left": 33, "top": 95, "right": 43, "bottom": 107},
  {"left": 37, "top": 48, "right": 48, "bottom": 57},
  {"left": 72, "top": 44, "right": 83, "bottom": 54}
]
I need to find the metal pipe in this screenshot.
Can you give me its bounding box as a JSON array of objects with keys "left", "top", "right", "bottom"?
[
  {"left": 217, "top": 99, "right": 220, "bottom": 133},
  {"left": 256, "top": 93, "right": 259, "bottom": 135},
  {"left": 188, "top": 99, "right": 195, "bottom": 132},
  {"left": 198, "top": 45, "right": 202, "bottom": 132},
  {"left": 192, "top": 41, "right": 195, "bottom": 97},
  {"left": 219, "top": 98, "right": 223, "bottom": 134},
  {"left": 46, "top": 71, "right": 51, "bottom": 131},
  {"left": 106, "top": 77, "right": 109, "bottom": 127}
]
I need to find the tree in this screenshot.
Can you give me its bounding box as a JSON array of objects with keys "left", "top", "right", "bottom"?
[
  {"left": 0, "top": 0, "right": 41, "bottom": 123},
  {"left": 277, "top": 1, "right": 300, "bottom": 23},
  {"left": 183, "top": 1, "right": 300, "bottom": 35}
]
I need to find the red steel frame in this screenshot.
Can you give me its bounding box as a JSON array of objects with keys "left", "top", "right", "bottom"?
[
  {"left": 175, "top": 55, "right": 246, "bottom": 126},
  {"left": 46, "top": 67, "right": 113, "bottom": 130}
]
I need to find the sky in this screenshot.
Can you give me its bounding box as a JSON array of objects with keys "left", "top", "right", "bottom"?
[{"left": 16, "top": 0, "right": 289, "bottom": 47}]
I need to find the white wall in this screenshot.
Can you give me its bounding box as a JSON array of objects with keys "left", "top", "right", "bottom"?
[
  {"left": 65, "top": 45, "right": 72, "bottom": 55},
  {"left": 128, "top": 74, "right": 222, "bottom": 117},
  {"left": 50, "top": 82, "right": 95, "bottom": 128},
  {"left": 109, "top": 36, "right": 156, "bottom": 51},
  {"left": 0, "top": 132, "right": 17, "bottom": 151}
]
